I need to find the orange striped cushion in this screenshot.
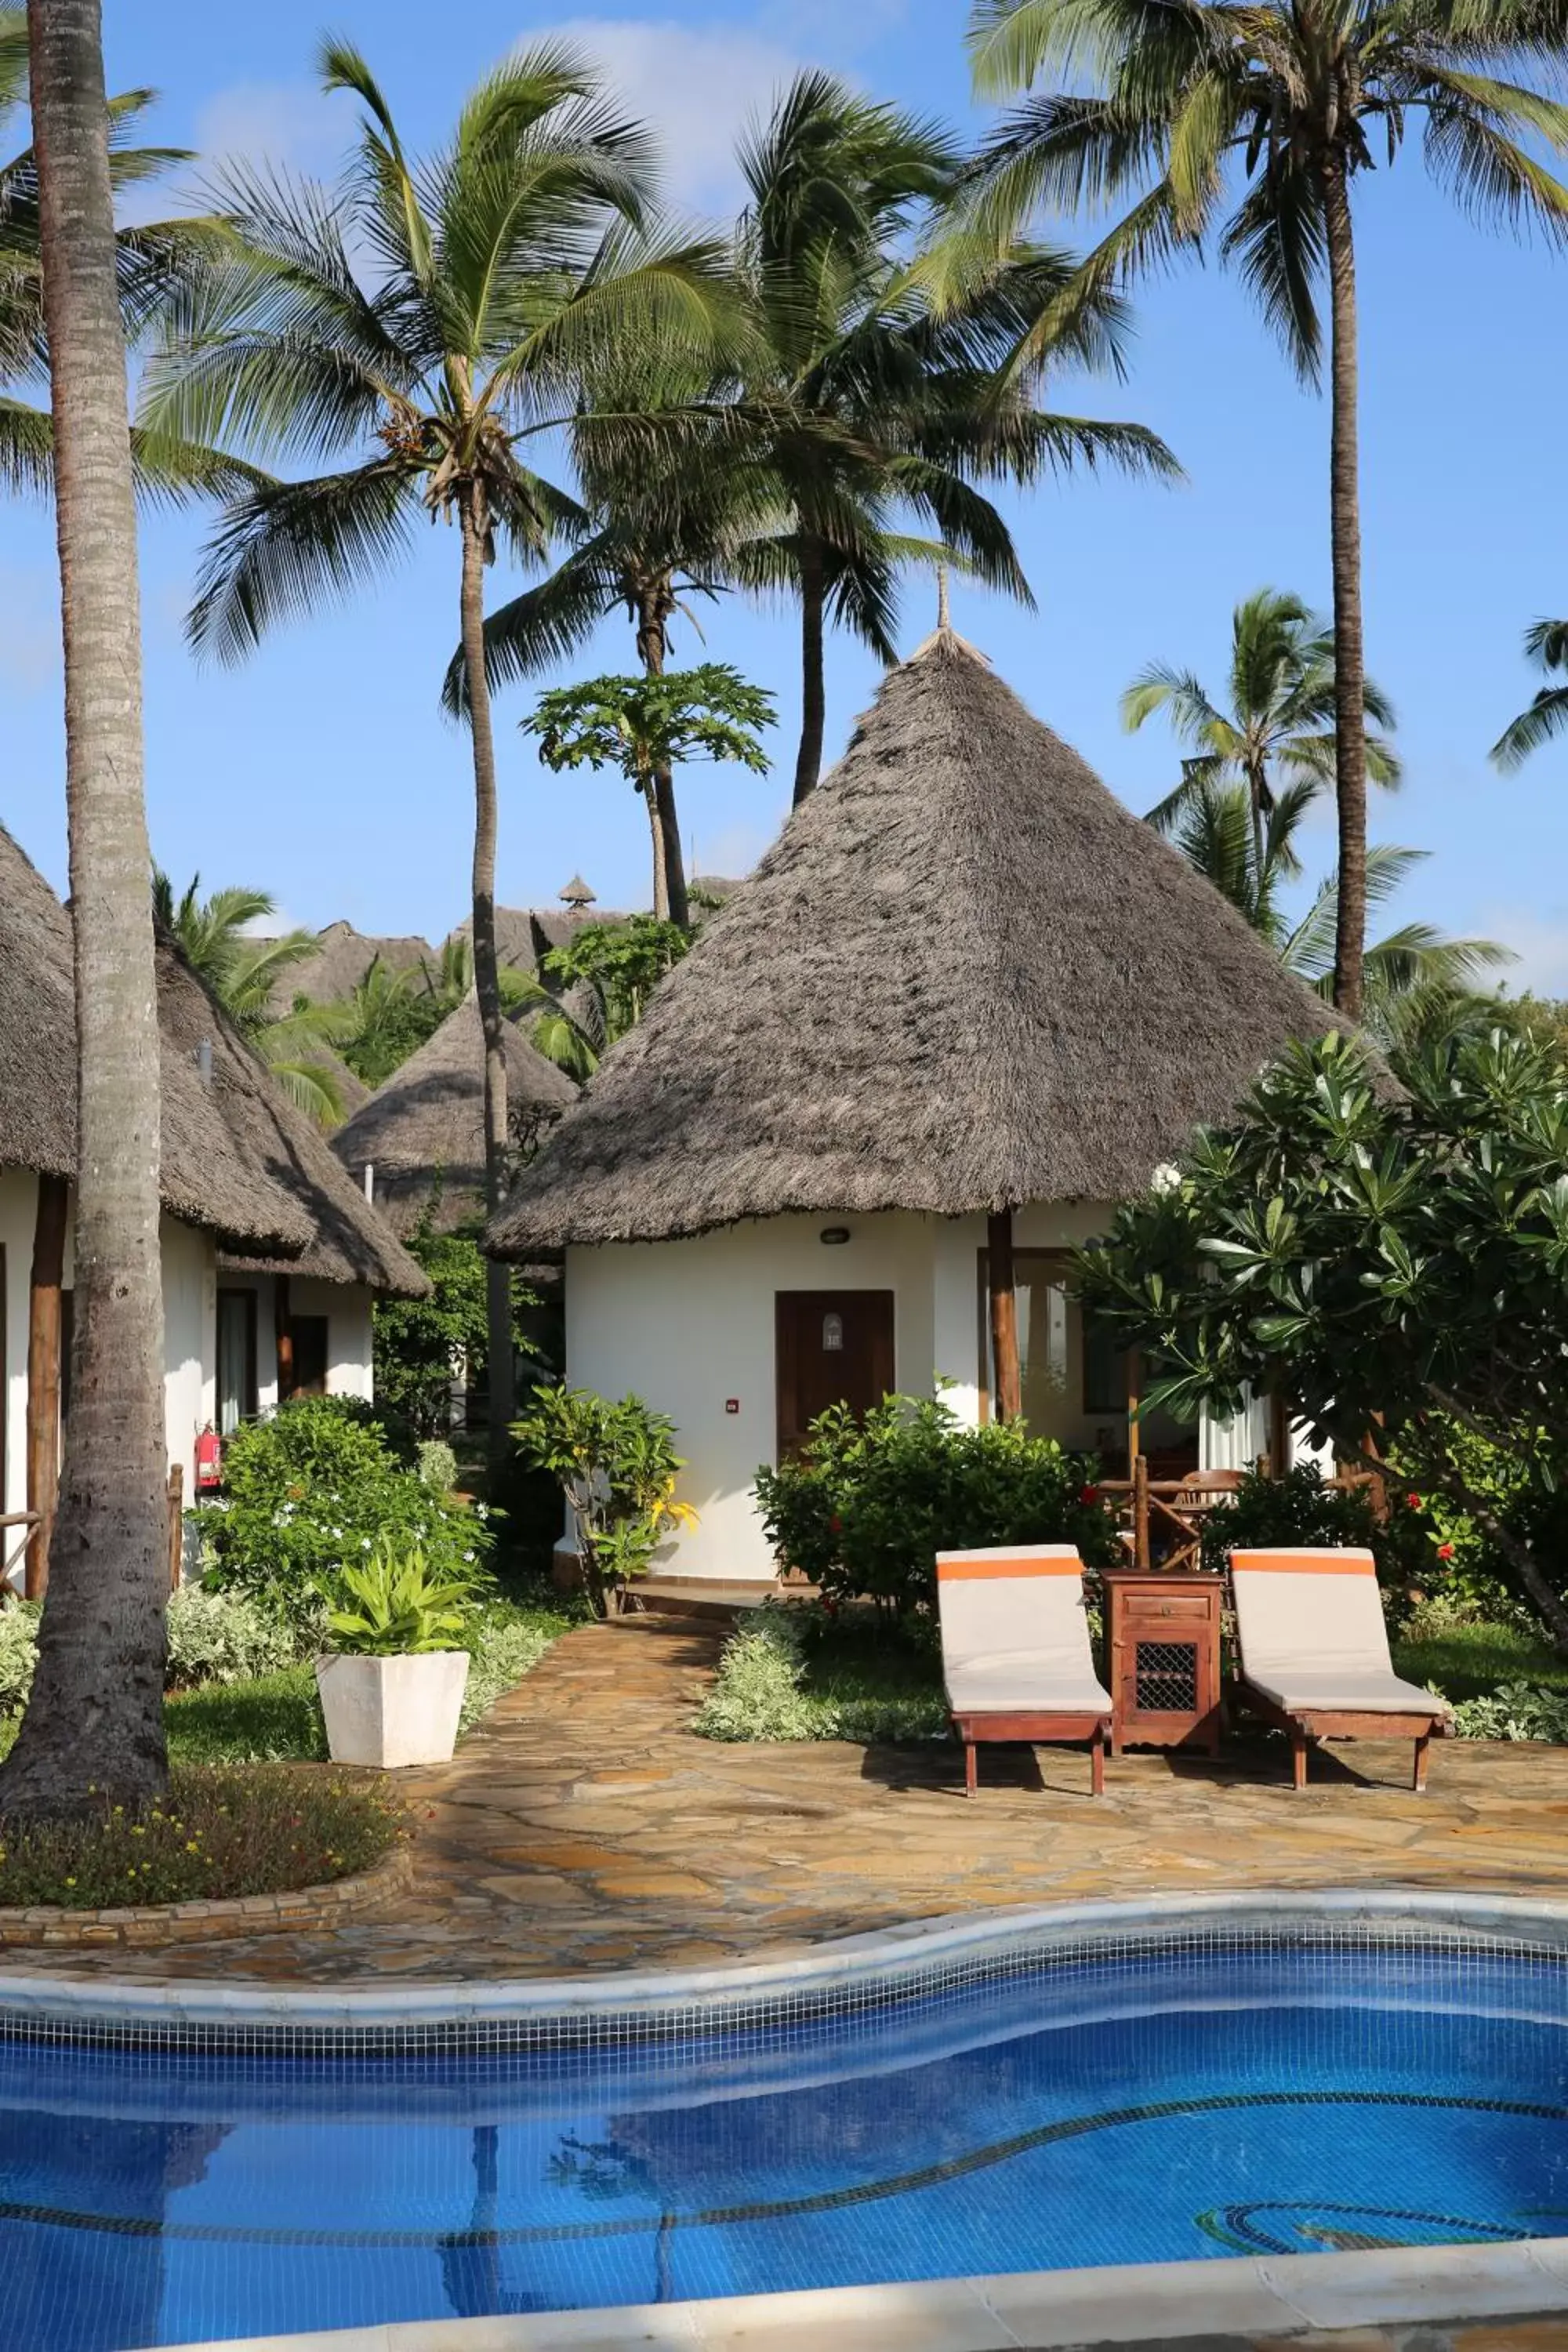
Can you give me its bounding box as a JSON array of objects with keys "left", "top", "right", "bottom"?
[
  {"left": 1230, "top": 1548, "right": 1376, "bottom": 1576},
  {"left": 936, "top": 1552, "right": 1084, "bottom": 1582}
]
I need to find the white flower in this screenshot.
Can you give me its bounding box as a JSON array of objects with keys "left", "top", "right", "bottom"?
[
  {"left": 360, "top": 1536, "right": 372, "bottom": 1550},
  {"left": 462, "top": 1550, "right": 476, "bottom": 1563}
]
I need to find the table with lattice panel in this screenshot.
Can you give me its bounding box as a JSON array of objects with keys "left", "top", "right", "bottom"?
[{"left": 1101, "top": 1569, "right": 1224, "bottom": 1755}]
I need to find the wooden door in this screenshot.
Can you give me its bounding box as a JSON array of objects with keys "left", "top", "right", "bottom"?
[{"left": 775, "top": 1290, "right": 895, "bottom": 1460}]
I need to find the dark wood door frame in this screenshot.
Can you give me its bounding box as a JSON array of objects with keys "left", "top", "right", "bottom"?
[{"left": 775, "top": 1290, "right": 895, "bottom": 1461}]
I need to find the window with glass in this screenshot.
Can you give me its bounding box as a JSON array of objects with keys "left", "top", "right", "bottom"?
[{"left": 216, "top": 1289, "right": 257, "bottom": 1436}]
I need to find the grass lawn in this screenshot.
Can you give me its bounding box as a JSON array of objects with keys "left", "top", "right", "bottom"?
[
  {"left": 0, "top": 1598, "right": 575, "bottom": 1769},
  {"left": 1391, "top": 1621, "right": 1568, "bottom": 1701}
]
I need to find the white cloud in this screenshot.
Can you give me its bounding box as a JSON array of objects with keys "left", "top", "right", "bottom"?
[
  {"left": 1479, "top": 904, "right": 1568, "bottom": 999},
  {"left": 550, "top": 19, "right": 804, "bottom": 214},
  {"left": 688, "top": 818, "right": 776, "bottom": 880},
  {"left": 193, "top": 81, "right": 343, "bottom": 182}
]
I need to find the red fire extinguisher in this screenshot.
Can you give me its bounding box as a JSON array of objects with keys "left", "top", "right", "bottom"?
[{"left": 194, "top": 1427, "right": 223, "bottom": 1494}]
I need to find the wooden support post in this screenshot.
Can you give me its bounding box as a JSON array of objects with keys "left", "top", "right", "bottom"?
[
  {"left": 986, "top": 1207, "right": 1022, "bottom": 1423},
  {"left": 1132, "top": 1450, "right": 1151, "bottom": 1571},
  {"left": 1126, "top": 1346, "right": 1142, "bottom": 1481},
  {"left": 274, "top": 1273, "right": 293, "bottom": 1403},
  {"left": 25, "top": 1174, "right": 68, "bottom": 1599}
]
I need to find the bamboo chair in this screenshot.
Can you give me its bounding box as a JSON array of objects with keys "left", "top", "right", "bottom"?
[
  {"left": 1229, "top": 1546, "right": 1453, "bottom": 1791},
  {"left": 936, "top": 1546, "right": 1113, "bottom": 1796}
]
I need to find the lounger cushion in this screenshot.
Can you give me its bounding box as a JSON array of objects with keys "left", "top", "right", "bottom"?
[
  {"left": 936, "top": 1546, "right": 1111, "bottom": 1719},
  {"left": 1230, "top": 1548, "right": 1450, "bottom": 1722}
]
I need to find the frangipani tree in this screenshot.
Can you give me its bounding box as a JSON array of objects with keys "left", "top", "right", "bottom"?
[
  {"left": 966, "top": 0, "right": 1568, "bottom": 1017},
  {"left": 140, "top": 37, "right": 740, "bottom": 1439}
]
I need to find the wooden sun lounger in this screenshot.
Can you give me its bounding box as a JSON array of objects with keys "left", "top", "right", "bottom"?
[
  {"left": 935, "top": 1546, "right": 1113, "bottom": 1796},
  {"left": 1229, "top": 1546, "right": 1454, "bottom": 1791}
]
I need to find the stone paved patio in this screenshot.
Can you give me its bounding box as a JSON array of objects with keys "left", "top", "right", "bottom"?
[{"left": 12, "top": 1612, "right": 1568, "bottom": 1984}]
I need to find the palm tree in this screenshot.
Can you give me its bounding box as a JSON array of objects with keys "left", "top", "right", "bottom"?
[
  {"left": 1170, "top": 775, "right": 1512, "bottom": 1048},
  {"left": 735, "top": 69, "right": 1178, "bottom": 803},
  {"left": 152, "top": 870, "right": 346, "bottom": 1122},
  {"left": 967, "top": 0, "right": 1568, "bottom": 1017},
  {"left": 0, "top": 0, "right": 168, "bottom": 1819},
  {"left": 1123, "top": 588, "right": 1399, "bottom": 883},
  {"left": 0, "top": 2, "right": 259, "bottom": 504},
  {"left": 1492, "top": 619, "right": 1568, "bottom": 769},
  {"left": 139, "top": 38, "right": 735, "bottom": 1444}
]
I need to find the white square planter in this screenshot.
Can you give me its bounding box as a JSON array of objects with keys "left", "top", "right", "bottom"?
[{"left": 315, "top": 1650, "right": 470, "bottom": 1769}]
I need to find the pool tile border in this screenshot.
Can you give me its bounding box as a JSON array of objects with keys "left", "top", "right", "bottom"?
[{"left": 164, "top": 2239, "right": 1568, "bottom": 2352}]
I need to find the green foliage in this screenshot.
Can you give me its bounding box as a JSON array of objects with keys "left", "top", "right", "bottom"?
[
  {"left": 324, "top": 1538, "right": 485, "bottom": 1656},
  {"left": 0, "top": 1766, "right": 400, "bottom": 1908},
  {"left": 417, "top": 1439, "right": 458, "bottom": 1494},
  {"left": 153, "top": 869, "right": 350, "bottom": 1124},
  {"left": 373, "top": 1220, "right": 541, "bottom": 1441},
  {"left": 542, "top": 916, "right": 692, "bottom": 1043},
  {"left": 162, "top": 1668, "right": 326, "bottom": 1765},
  {"left": 1197, "top": 1462, "right": 1383, "bottom": 1577},
  {"left": 693, "top": 1605, "right": 949, "bottom": 1744},
  {"left": 1076, "top": 1029, "right": 1568, "bottom": 1646},
  {"left": 754, "top": 1392, "right": 1117, "bottom": 1621},
  {"left": 324, "top": 956, "right": 441, "bottom": 1088},
  {"left": 1493, "top": 619, "right": 1568, "bottom": 773},
  {"left": 193, "top": 1395, "right": 491, "bottom": 1629},
  {"left": 523, "top": 664, "right": 776, "bottom": 789},
  {"left": 512, "top": 1385, "right": 696, "bottom": 1616},
  {"left": 0, "top": 1602, "right": 38, "bottom": 1715},
  {"left": 1450, "top": 1685, "right": 1568, "bottom": 1743},
  {"left": 165, "top": 1584, "right": 300, "bottom": 1687}
]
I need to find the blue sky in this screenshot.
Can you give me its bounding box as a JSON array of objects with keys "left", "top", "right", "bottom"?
[{"left": 5, "top": 0, "right": 1566, "bottom": 982}]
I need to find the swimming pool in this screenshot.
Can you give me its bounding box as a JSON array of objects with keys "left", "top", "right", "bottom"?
[{"left": 4, "top": 1929, "right": 1568, "bottom": 2350}]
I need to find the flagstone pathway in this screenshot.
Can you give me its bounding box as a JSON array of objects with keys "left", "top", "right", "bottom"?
[{"left": 16, "top": 1613, "right": 1568, "bottom": 1984}]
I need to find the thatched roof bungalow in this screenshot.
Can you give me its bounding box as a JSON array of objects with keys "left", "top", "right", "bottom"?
[
  {"left": 489, "top": 630, "right": 1348, "bottom": 1581},
  {"left": 333, "top": 993, "right": 578, "bottom": 1239},
  {"left": 0, "top": 826, "right": 424, "bottom": 1582}
]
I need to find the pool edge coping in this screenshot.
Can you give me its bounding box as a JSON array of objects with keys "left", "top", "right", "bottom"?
[
  {"left": 162, "top": 2234, "right": 1568, "bottom": 2350},
  {"left": 4, "top": 1883, "right": 1568, "bottom": 2029}
]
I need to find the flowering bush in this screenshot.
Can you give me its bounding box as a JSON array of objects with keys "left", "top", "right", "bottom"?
[
  {"left": 0, "top": 1602, "right": 40, "bottom": 1715},
  {"left": 754, "top": 1393, "right": 1118, "bottom": 1621},
  {"left": 193, "top": 1395, "right": 492, "bottom": 1631},
  {"left": 165, "top": 1584, "right": 302, "bottom": 1686}
]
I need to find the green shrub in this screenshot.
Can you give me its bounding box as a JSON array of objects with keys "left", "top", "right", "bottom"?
[
  {"left": 693, "top": 1606, "right": 949, "bottom": 1744},
  {"left": 165, "top": 1584, "right": 302, "bottom": 1687},
  {"left": 193, "top": 1395, "right": 491, "bottom": 1629},
  {"left": 325, "top": 1537, "right": 486, "bottom": 1655},
  {"left": 0, "top": 1765, "right": 401, "bottom": 1907},
  {"left": 417, "top": 1439, "right": 459, "bottom": 1494},
  {"left": 753, "top": 1393, "right": 1117, "bottom": 1621},
  {"left": 513, "top": 1384, "right": 695, "bottom": 1616},
  {"left": 1450, "top": 1682, "right": 1568, "bottom": 1742},
  {"left": 0, "top": 1602, "right": 39, "bottom": 1715},
  {"left": 1198, "top": 1462, "right": 1385, "bottom": 1577}
]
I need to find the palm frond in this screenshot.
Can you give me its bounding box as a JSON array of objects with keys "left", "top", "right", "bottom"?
[{"left": 186, "top": 462, "right": 420, "bottom": 664}]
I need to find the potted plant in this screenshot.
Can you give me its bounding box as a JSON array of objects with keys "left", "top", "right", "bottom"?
[{"left": 315, "top": 1539, "right": 477, "bottom": 1769}]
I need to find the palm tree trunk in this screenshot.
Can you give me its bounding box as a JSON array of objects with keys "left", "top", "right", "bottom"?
[
  {"left": 1246, "top": 758, "right": 1266, "bottom": 902},
  {"left": 635, "top": 579, "right": 688, "bottom": 927},
  {"left": 1321, "top": 150, "right": 1367, "bottom": 1022},
  {"left": 459, "top": 485, "right": 514, "bottom": 1458},
  {"left": 1, "top": 0, "right": 168, "bottom": 1818},
  {"left": 793, "top": 536, "right": 827, "bottom": 806}
]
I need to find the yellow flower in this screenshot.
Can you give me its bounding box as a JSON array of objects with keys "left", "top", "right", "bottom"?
[
  {"left": 185, "top": 1840, "right": 199, "bottom": 1854},
  {"left": 64, "top": 1876, "right": 75, "bottom": 1888},
  {"left": 130, "top": 1825, "right": 145, "bottom": 1838}
]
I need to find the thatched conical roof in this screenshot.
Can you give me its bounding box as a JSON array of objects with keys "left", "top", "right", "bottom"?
[
  {"left": 267, "top": 919, "right": 433, "bottom": 1013},
  {"left": 0, "top": 826, "right": 309, "bottom": 1254},
  {"left": 489, "top": 631, "right": 1353, "bottom": 1254},
  {"left": 332, "top": 993, "right": 578, "bottom": 1237}
]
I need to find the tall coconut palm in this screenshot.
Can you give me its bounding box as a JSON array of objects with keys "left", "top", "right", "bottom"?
[
  {"left": 1124, "top": 588, "right": 1400, "bottom": 880},
  {"left": 1170, "top": 776, "right": 1512, "bottom": 1048},
  {"left": 139, "top": 38, "right": 736, "bottom": 1445},
  {"left": 1492, "top": 619, "right": 1568, "bottom": 769},
  {"left": 0, "top": 0, "right": 167, "bottom": 1819},
  {"left": 0, "top": 1, "right": 260, "bottom": 504},
  {"left": 735, "top": 69, "right": 1178, "bottom": 802},
  {"left": 967, "top": 0, "right": 1568, "bottom": 1017},
  {"left": 152, "top": 870, "right": 346, "bottom": 1123}
]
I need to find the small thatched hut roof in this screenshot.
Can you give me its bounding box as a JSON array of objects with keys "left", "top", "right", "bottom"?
[
  {"left": 332, "top": 993, "right": 578, "bottom": 1237},
  {"left": 0, "top": 826, "right": 309, "bottom": 1254},
  {"left": 490, "top": 631, "right": 1353, "bottom": 1254},
  {"left": 270, "top": 919, "right": 432, "bottom": 1011},
  {"left": 151, "top": 970, "right": 429, "bottom": 1298}
]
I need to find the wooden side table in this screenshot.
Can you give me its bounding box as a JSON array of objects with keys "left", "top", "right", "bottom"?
[{"left": 1101, "top": 1569, "right": 1224, "bottom": 1755}]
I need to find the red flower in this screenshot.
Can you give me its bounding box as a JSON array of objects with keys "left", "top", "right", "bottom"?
[
  {"left": 1436, "top": 1542, "right": 1455, "bottom": 1562},
  {"left": 1406, "top": 1493, "right": 1423, "bottom": 1511},
  {"left": 828, "top": 1514, "right": 843, "bottom": 1534},
  {"left": 1079, "top": 1484, "right": 1101, "bottom": 1506}
]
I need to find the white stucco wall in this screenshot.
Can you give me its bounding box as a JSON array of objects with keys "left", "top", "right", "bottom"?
[
  {"left": 216, "top": 1270, "right": 377, "bottom": 1407},
  {"left": 162, "top": 1214, "right": 216, "bottom": 1495},
  {"left": 566, "top": 1212, "right": 939, "bottom": 1581},
  {"left": 0, "top": 1168, "right": 39, "bottom": 1526}
]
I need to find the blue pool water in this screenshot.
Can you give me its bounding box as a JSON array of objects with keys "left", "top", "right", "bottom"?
[{"left": 4, "top": 1940, "right": 1568, "bottom": 2349}]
